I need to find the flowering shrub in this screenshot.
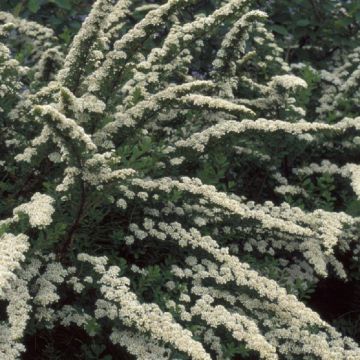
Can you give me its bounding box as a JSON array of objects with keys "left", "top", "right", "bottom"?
[{"left": 1, "top": 0, "right": 360, "bottom": 359}]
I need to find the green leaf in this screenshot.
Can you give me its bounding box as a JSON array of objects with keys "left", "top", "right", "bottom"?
[
  {"left": 296, "top": 19, "right": 310, "bottom": 27},
  {"left": 84, "top": 318, "right": 101, "bottom": 337},
  {"left": 272, "top": 24, "right": 288, "bottom": 36},
  {"left": 346, "top": 200, "right": 360, "bottom": 217},
  {"left": 51, "top": 0, "right": 72, "bottom": 10},
  {"left": 0, "top": 223, "right": 9, "bottom": 237},
  {"left": 102, "top": 356, "right": 112, "bottom": 360},
  {"left": 13, "top": 3, "right": 24, "bottom": 16},
  {"left": 59, "top": 27, "right": 72, "bottom": 44},
  {"left": 27, "top": 0, "right": 41, "bottom": 13}
]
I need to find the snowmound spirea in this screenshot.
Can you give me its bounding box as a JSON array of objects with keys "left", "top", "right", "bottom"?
[{"left": 0, "top": 0, "right": 360, "bottom": 359}]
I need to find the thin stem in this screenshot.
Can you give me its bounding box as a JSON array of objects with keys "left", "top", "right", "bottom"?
[{"left": 57, "top": 179, "right": 86, "bottom": 260}]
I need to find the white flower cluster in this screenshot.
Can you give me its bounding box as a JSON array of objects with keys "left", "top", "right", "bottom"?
[
  {"left": 0, "top": 43, "right": 27, "bottom": 113},
  {"left": 82, "top": 152, "right": 136, "bottom": 187},
  {"left": 86, "top": 261, "right": 212, "bottom": 360},
  {"left": 57, "top": 0, "right": 113, "bottom": 89},
  {"left": 110, "top": 329, "right": 171, "bottom": 360},
  {"left": 0, "top": 11, "right": 56, "bottom": 60},
  {"left": 174, "top": 118, "right": 331, "bottom": 153},
  {"left": 269, "top": 75, "right": 307, "bottom": 91},
  {"left": 0, "top": 233, "right": 29, "bottom": 296},
  {"left": 33, "top": 105, "right": 97, "bottom": 152},
  {"left": 191, "top": 295, "right": 277, "bottom": 360},
  {"left": 0, "top": 278, "right": 31, "bottom": 359},
  {"left": 13, "top": 193, "right": 55, "bottom": 228}
]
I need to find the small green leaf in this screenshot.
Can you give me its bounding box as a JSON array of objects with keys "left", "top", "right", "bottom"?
[
  {"left": 52, "top": 0, "right": 72, "bottom": 10},
  {"left": 27, "top": 0, "right": 41, "bottom": 13},
  {"left": 296, "top": 19, "right": 310, "bottom": 27},
  {"left": 102, "top": 356, "right": 112, "bottom": 360},
  {"left": 13, "top": 3, "right": 24, "bottom": 16},
  {"left": 272, "top": 24, "right": 288, "bottom": 36},
  {"left": 346, "top": 200, "right": 360, "bottom": 216},
  {"left": 84, "top": 318, "right": 101, "bottom": 337}
]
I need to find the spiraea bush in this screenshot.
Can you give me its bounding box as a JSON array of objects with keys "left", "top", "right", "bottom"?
[{"left": 1, "top": 0, "right": 360, "bottom": 359}]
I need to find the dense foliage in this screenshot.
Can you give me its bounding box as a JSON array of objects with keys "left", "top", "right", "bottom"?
[{"left": 1, "top": 0, "right": 360, "bottom": 359}]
